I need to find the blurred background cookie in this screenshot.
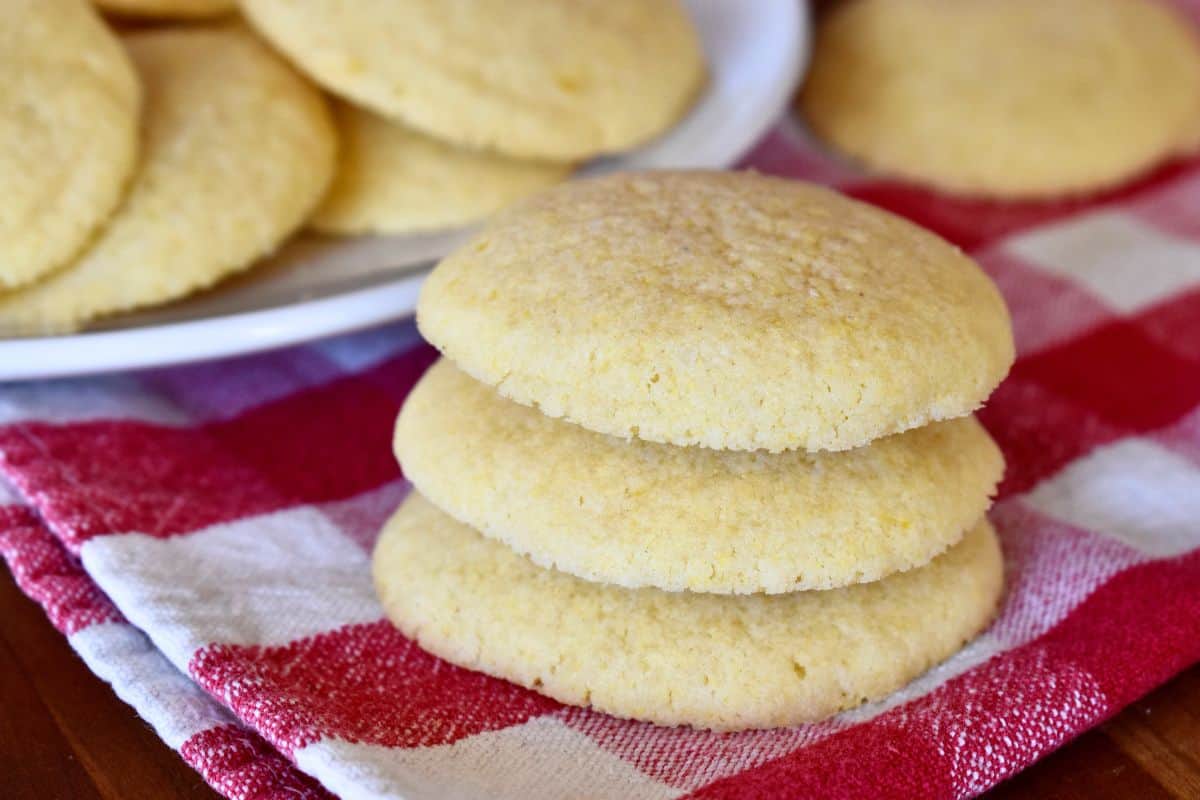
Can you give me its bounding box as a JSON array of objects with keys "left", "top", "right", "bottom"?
[
  {"left": 1, "top": 0, "right": 140, "bottom": 289},
  {"left": 0, "top": 26, "right": 335, "bottom": 334},
  {"left": 799, "top": 0, "right": 1200, "bottom": 197},
  {"left": 311, "top": 101, "right": 572, "bottom": 236},
  {"left": 239, "top": 0, "right": 706, "bottom": 161}
]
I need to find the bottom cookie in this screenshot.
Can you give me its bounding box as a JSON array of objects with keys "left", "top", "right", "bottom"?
[{"left": 373, "top": 493, "right": 1004, "bottom": 730}]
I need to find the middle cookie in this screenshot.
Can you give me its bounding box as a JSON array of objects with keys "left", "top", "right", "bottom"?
[{"left": 396, "top": 359, "right": 1003, "bottom": 594}]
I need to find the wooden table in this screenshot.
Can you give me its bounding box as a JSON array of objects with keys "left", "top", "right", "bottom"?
[{"left": 2, "top": 567, "right": 1197, "bottom": 800}]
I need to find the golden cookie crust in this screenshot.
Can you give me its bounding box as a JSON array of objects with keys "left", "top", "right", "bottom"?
[
  {"left": 373, "top": 493, "right": 1004, "bottom": 730},
  {"left": 396, "top": 359, "right": 1003, "bottom": 593},
  {"left": 0, "top": 0, "right": 140, "bottom": 289},
  {"left": 800, "top": 0, "right": 1200, "bottom": 197},
  {"left": 239, "top": 0, "right": 705, "bottom": 161},
  {"left": 0, "top": 27, "right": 335, "bottom": 335},
  {"left": 417, "top": 171, "right": 1014, "bottom": 453},
  {"left": 312, "top": 102, "right": 571, "bottom": 236}
]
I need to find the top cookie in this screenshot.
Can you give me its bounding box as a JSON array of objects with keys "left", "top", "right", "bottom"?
[
  {"left": 1, "top": 0, "right": 140, "bottom": 289},
  {"left": 800, "top": 0, "right": 1200, "bottom": 198},
  {"left": 239, "top": 0, "right": 705, "bottom": 161},
  {"left": 418, "top": 171, "right": 1014, "bottom": 453}
]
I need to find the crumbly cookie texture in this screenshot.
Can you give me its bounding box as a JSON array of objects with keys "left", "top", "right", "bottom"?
[
  {"left": 396, "top": 359, "right": 1004, "bottom": 593},
  {"left": 418, "top": 171, "right": 1015, "bottom": 453},
  {"left": 374, "top": 493, "right": 1004, "bottom": 730},
  {"left": 312, "top": 101, "right": 571, "bottom": 235},
  {"left": 239, "top": 0, "right": 705, "bottom": 161},
  {"left": 0, "top": 0, "right": 140, "bottom": 289},
  {"left": 800, "top": 0, "right": 1200, "bottom": 197},
  {"left": 0, "top": 26, "right": 335, "bottom": 335}
]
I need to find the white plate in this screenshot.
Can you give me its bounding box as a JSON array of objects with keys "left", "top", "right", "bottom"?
[{"left": 0, "top": 0, "right": 809, "bottom": 381}]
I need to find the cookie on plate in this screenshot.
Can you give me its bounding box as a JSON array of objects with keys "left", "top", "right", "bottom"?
[
  {"left": 239, "top": 0, "right": 705, "bottom": 161},
  {"left": 1, "top": 0, "right": 140, "bottom": 289},
  {"left": 799, "top": 0, "right": 1200, "bottom": 197},
  {"left": 1178, "top": 97, "right": 1200, "bottom": 155},
  {"left": 0, "top": 26, "right": 335, "bottom": 335},
  {"left": 396, "top": 359, "right": 1004, "bottom": 593},
  {"left": 417, "top": 171, "right": 1014, "bottom": 453},
  {"left": 94, "top": 0, "right": 233, "bottom": 18},
  {"left": 373, "top": 493, "right": 1004, "bottom": 730},
  {"left": 311, "top": 101, "right": 572, "bottom": 236}
]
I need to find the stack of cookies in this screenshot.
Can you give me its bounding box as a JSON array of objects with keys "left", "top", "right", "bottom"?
[{"left": 373, "top": 170, "right": 1016, "bottom": 730}]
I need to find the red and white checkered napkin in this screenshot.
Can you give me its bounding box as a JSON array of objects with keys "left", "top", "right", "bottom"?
[{"left": 5, "top": 34, "right": 1200, "bottom": 800}]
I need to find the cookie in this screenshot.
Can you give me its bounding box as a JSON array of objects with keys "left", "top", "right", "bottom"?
[
  {"left": 1178, "top": 97, "right": 1200, "bottom": 155},
  {"left": 239, "top": 0, "right": 705, "bottom": 161},
  {"left": 0, "top": 27, "right": 335, "bottom": 335},
  {"left": 0, "top": 0, "right": 140, "bottom": 289},
  {"left": 799, "top": 0, "right": 1200, "bottom": 197},
  {"left": 311, "top": 101, "right": 571, "bottom": 236},
  {"left": 396, "top": 359, "right": 1003, "bottom": 593},
  {"left": 94, "top": 0, "right": 233, "bottom": 18},
  {"left": 373, "top": 493, "right": 1003, "bottom": 730},
  {"left": 417, "top": 171, "right": 1014, "bottom": 453}
]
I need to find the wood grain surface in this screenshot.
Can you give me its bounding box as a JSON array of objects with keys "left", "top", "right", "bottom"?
[{"left": 1, "top": 566, "right": 1197, "bottom": 799}]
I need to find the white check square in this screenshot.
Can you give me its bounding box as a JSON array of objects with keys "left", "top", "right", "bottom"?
[
  {"left": 1023, "top": 438, "right": 1200, "bottom": 557},
  {"left": 1007, "top": 212, "right": 1200, "bottom": 314}
]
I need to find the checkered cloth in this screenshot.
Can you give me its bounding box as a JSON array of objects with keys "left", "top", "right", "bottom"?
[{"left": 5, "top": 20, "right": 1200, "bottom": 800}]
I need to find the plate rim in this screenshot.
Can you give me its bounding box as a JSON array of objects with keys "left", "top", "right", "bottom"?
[{"left": 0, "top": 271, "right": 427, "bottom": 381}]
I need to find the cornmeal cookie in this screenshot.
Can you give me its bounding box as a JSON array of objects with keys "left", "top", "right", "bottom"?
[
  {"left": 374, "top": 493, "right": 1003, "bottom": 730},
  {"left": 1, "top": 0, "right": 140, "bottom": 289},
  {"left": 312, "top": 102, "right": 571, "bottom": 236},
  {"left": 0, "top": 27, "right": 335, "bottom": 335},
  {"left": 94, "top": 0, "right": 233, "bottom": 18},
  {"left": 239, "top": 0, "right": 705, "bottom": 161},
  {"left": 396, "top": 359, "right": 1003, "bottom": 593},
  {"left": 799, "top": 0, "right": 1200, "bottom": 197},
  {"left": 418, "top": 171, "right": 1014, "bottom": 453},
  {"left": 1178, "top": 98, "right": 1200, "bottom": 155}
]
